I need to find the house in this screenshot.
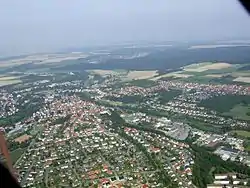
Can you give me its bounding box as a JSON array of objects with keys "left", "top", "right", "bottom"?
[{"left": 214, "top": 174, "right": 228, "bottom": 180}]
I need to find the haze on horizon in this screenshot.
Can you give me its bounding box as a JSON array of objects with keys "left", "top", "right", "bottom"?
[{"left": 0, "top": 0, "right": 250, "bottom": 57}]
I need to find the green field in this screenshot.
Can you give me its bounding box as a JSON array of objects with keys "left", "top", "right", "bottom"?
[
  {"left": 199, "top": 95, "right": 250, "bottom": 113},
  {"left": 128, "top": 79, "right": 157, "bottom": 88},
  {"left": 224, "top": 105, "right": 250, "bottom": 121},
  {"left": 181, "top": 76, "right": 214, "bottom": 84},
  {"left": 11, "top": 148, "right": 26, "bottom": 163},
  {"left": 231, "top": 130, "right": 250, "bottom": 138},
  {"left": 180, "top": 117, "right": 224, "bottom": 134},
  {"left": 158, "top": 89, "right": 182, "bottom": 104},
  {"left": 106, "top": 95, "right": 145, "bottom": 104},
  {"left": 167, "top": 63, "right": 250, "bottom": 85},
  {"left": 0, "top": 75, "right": 22, "bottom": 86},
  {"left": 245, "top": 145, "right": 250, "bottom": 152}
]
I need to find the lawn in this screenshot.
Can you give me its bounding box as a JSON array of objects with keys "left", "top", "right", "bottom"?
[{"left": 11, "top": 148, "right": 26, "bottom": 164}]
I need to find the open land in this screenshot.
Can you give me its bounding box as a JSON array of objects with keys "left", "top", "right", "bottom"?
[
  {"left": 88, "top": 70, "right": 157, "bottom": 81},
  {"left": 223, "top": 105, "right": 250, "bottom": 121},
  {"left": 205, "top": 74, "right": 225, "bottom": 78},
  {"left": 14, "top": 134, "right": 32, "bottom": 143},
  {"left": 183, "top": 62, "right": 232, "bottom": 72},
  {"left": 151, "top": 71, "right": 193, "bottom": 81},
  {"left": 0, "top": 52, "right": 88, "bottom": 68},
  {"left": 189, "top": 44, "right": 250, "bottom": 49},
  {"left": 11, "top": 148, "right": 27, "bottom": 163},
  {"left": 87, "top": 69, "right": 120, "bottom": 76},
  {"left": 126, "top": 70, "right": 158, "bottom": 80},
  {"left": 233, "top": 76, "right": 250, "bottom": 83},
  {"left": 231, "top": 130, "right": 250, "bottom": 138},
  {"left": 0, "top": 76, "right": 22, "bottom": 86},
  {"left": 199, "top": 95, "right": 250, "bottom": 113}
]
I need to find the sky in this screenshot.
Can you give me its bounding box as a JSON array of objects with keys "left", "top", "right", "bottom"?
[{"left": 0, "top": 0, "right": 250, "bottom": 56}]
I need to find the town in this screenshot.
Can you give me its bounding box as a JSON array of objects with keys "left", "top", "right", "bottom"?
[{"left": 1, "top": 71, "right": 250, "bottom": 188}]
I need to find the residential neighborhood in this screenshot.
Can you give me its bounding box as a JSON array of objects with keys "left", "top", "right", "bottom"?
[{"left": 0, "top": 71, "right": 250, "bottom": 187}]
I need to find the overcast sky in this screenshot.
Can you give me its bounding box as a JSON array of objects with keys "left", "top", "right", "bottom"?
[{"left": 0, "top": 0, "right": 250, "bottom": 56}]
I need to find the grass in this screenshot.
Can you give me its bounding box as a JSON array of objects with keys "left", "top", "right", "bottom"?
[
  {"left": 182, "top": 117, "right": 223, "bottom": 133},
  {"left": 199, "top": 95, "right": 250, "bottom": 113},
  {"left": 231, "top": 130, "right": 250, "bottom": 138},
  {"left": 223, "top": 104, "right": 250, "bottom": 121},
  {"left": 30, "top": 125, "right": 43, "bottom": 136},
  {"left": 11, "top": 148, "right": 26, "bottom": 163},
  {"left": 245, "top": 145, "right": 250, "bottom": 152},
  {"left": 183, "top": 62, "right": 212, "bottom": 69},
  {"left": 0, "top": 76, "right": 22, "bottom": 86},
  {"left": 158, "top": 89, "right": 182, "bottom": 104},
  {"left": 181, "top": 76, "right": 213, "bottom": 84},
  {"left": 107, "top": 95, "right": 145, "bottom": 104},
  {"left": 99, "top": 99, "right": 124, "bottom": 107},
  {"left": 128, "top": 79, "right": 157, "bottom": 88}
]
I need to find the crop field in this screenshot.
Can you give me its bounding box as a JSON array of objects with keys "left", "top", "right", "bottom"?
[
  {"left": 0, "top": 76, "right": 22, "bottom": 86},
  {"left": 205, "top": 74, "right": 225, "bottom": 78},
  {"left": 188, "top": 44, "right": 250, "bottom": 49},
  {"left": 11, "top": 148, "right": 26, "bottom": 164},
  {"left": 199, "top": 95, "right": 250, "bottom": 113},
  {"left": 158, "top": 90, "right": 182, "bottom": 104},
  {"left": 88, "top": 69, "right": 120, "bottom": 76},
  {"left": 223, "top": 104, "right": 250, "bottom": 121},
  {"left": 231, "top": 71, "right": 250, "bottom": 77},
  {"left": 128, "top": 79, "right": 157, "bottom": 87},
  {"left": 151, "top": 71, "right": 192, "bottom": 81},
  {"left": 183, "top": 62, "right": 212, "bottom": 69},
  {"left": 0, "top": 53, "right": 89, "bottom": 68},
  {"left": 231, "top": 130, "right": 250, "bottom": 138},
  {"left": 126, "top": 70, "right": 158, "bottom": 80},
  {"left": 233, "top": 76, "right": 250, "bottom": 83},
  {"left": 184, "top": 62, "right": 232, "bottom": 72},
  {"left": 89, "top": 70, "right": 158, "bottom": 81}
]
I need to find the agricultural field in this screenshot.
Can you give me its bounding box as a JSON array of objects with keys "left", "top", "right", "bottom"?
[
  {"left": 231, "top": 130, "right": 250, "bottom": 138},
  {"left": 199, "top": 95, "right": 250, "bottom": 113},
  {"left": 126, "top": 70, "right": 158, "bottom": 80},
  {"left": 188, "top": 44, "right": 250, "bottom": 49},
  {"left": 128, "top": 79, "right": 157, "bottom": 88},
  {"left": 11, "top": 148, "right": 26, "bottom": 163},
  {"left": 0, "top": 75, "right": 22, "bottom": 86},
  {"left": 151, "top": 71, "right": 192, "bottom": 81},
  {"left": 151, "top": 62, "right": 250, "bottom": 85},
  {"left": 0, "top": 53, "right": 89, "bottom": 68},
  {"left": 88, "top": 69, "right": 158, "bottom": 81},
  {"left": 233, "top": 76, "right": 250, "bottom": 83},
  {"left": 205, "top": 74, "right": 225, "bottom": 78},
  {"left": 183, "top": 62, "right": 232, "bottom": 72},
  {"left": 158, "top": 89, "right": 182, "bottom": 104},
  {"left": 223, "top": 105, "right": 250, "bottom": 121},
  {"left": 87, "top": 69, "right": 124, "bottom": 76}
]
